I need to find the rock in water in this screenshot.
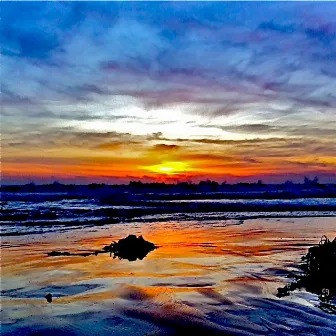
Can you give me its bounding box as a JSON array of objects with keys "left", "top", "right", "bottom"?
[
  {"left": 46, "top": 235, "right": 157, "bottom": 261},
  {"left": 45, "top": 293, "right": 52, "bottom": 303},
  {"left": 104, "top": 235, "right": 156, "bottom": 261}
]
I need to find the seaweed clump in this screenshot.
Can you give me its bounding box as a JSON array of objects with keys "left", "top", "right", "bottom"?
[
  {"left": 277, "top": 235, "right": 336, "bottom": 313},
  {"left": 103, "top": 235, "right": 156, "bottom": 261}
]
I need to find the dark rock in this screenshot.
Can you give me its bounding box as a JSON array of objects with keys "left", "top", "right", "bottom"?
[
  {"left": 46, "top": 235, "right": 157, "bottom": 261},
  {"left": 47, "top": 251, "right": 71, "bottom": 256},
  {"left": 104, "top": 235, "right": 156, "bottom": 261},
  {"left": 277, "top": 235, "right": 336, "bottom": 313},
  {"left": 45, "top": 293, "right": 52, "bottom": 303}
]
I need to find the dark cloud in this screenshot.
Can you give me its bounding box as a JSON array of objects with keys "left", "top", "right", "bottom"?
[
  {"left": 222, "top": 124, "right": 277, "bottom": 133},
  {"left": 152, "top": 144, "right": 180, "bottom": 152},
  {"left": 1, "top": 86, "right": 35, "bottom": 106},
  {"left": 259, "top": 22, "right": 296, "bottom": 34},
  {"left": 96, "top": 141, "right": 141, "bottom": 151}
]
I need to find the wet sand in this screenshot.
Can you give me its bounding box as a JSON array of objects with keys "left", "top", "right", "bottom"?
[{"left": 1, "top": 217, "right": 336, "bottom": 335}]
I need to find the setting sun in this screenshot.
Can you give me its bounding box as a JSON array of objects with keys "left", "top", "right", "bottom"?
[{"left": 143, "top": 161, "right": 190, "bottom": 175}]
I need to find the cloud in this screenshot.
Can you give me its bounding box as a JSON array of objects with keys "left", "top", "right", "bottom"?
[
  {"left": 1, "top": 2, "right": 336, "bottom": 182},
  {"left": 151, "top": 144, "right": 180, "bottom": 152},
  {"left": 3, "top": 2, "right": 335, "bottom": 114}
]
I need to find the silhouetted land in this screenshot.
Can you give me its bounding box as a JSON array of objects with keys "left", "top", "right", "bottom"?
[{"left": 2, "top": 178, "right": 336, "bottom": 201}]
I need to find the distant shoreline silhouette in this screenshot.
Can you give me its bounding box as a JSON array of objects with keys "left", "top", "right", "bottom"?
[{"left": 1, "top": 177, "right": 335, "bottom": 200}]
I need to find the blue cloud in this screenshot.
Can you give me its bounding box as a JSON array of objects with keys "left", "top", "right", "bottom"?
[{"left": 1, "top": 2, "right": 335, "bottom": 152}]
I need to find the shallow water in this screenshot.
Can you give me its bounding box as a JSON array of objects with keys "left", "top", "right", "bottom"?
[
  {"left": 1, "top": 217, "right": 336, "bottom": 335},
  {"left": 1, "top": 194, "right": 336, "bottom": 236}
]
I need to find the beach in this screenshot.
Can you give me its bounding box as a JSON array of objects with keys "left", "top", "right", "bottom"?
[
  {"left": 1, "top": 216, "right": 335, "bottom": 335},
  {"left": 2, "top": 1, "right": 336, "bottom": 334}
]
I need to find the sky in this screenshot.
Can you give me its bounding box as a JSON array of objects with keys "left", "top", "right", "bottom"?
[{"left": 1, "top": 1, "right": 336, "bottom": 184}]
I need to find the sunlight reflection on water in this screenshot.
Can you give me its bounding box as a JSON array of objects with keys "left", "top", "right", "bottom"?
[{"left": 1, "top": 217, "right": 336, "bottom": 335}]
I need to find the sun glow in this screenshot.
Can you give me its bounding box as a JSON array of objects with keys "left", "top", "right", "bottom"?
[{"left": 143, "top": 161, "right": 190, "bottom": 175}]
